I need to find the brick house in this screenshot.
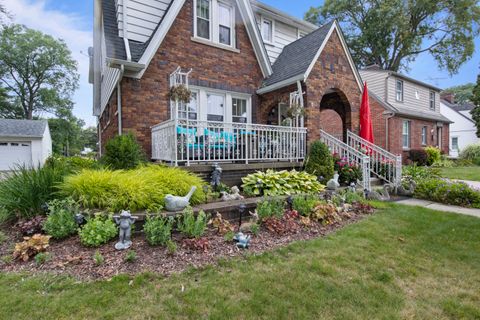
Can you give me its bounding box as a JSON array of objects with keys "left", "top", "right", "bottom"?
[{"left": 90, "top": 0, "right": 449, "bottom": 187}]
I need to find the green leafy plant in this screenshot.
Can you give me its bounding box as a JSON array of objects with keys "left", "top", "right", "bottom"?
[
  {"left": 101, "top": 133, "right": 146, "bottom": 170},
  {"left": 304, "top": 141, "right": 334, "bottom": 183},
  {"left": 144, "top": 215, "right": 174, "bottom": 246},
  {"left": 43, "top": 198, "right": 79, "bottom": 239},
  {"left": 45, "top": 155, "right": 100, "bottom": 173},
  {"left": 79, "top": 215, "right": 117, "bottom": 247},
  {"left": 224, "top": 231, "right": 235, "bottom": 242},
  {"left": 34, "top": 252, "right": 51, "bottom": 265},
  {"left": 242, "top": 169, "right": 324, "bottom": 197},
  {"left": 93, "top": 250, "right": 104, "bottom": 266},
  {"left": 425, "top": 146, "right": 442, "bottom": 166},
  {"left": 61, "top": 165, "right": 206, "bottom": 212},
  {"left": 402, "top": 164, "right": 441, "bottom": 186},
  {"left": 124, "top": 250, "right": 137, "bottom": 263},
  {"left": 166, "top": 240, "right": 177, "bottom": 256},
  {"left": 256, "top": 198, "right": 285, "bottom": 221},
  {"left": 414, "top": 179, "right": 480, "bottom": 208},
  {"left": 292, "top": 196, "right": 320, "bottom": 216},
  {"left": 177, "top": 207, "right": 209, "bottom": 239},
  {"left": 250, "top": 223, "right": 260, "bottom": 236},
  {"left": 0, "top": 231, "right": 7, "bottom": 244},
  {"left": 460, "top": 144, "right": 480, "bottom": 165}
]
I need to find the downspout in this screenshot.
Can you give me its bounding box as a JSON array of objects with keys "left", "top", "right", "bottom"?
[
  {"left": 117, "top": 65, "right": 125, "bottom": 135},
  {"left": 122, "top": 0, "right": 132, "bottom": 61}
]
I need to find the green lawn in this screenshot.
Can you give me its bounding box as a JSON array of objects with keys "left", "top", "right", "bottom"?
[
  {"left": 439, "top": 166, "right": 480, "bottom": 181},
  {"left": 1, "top": 203, "right": 479, "bottom": 319}
]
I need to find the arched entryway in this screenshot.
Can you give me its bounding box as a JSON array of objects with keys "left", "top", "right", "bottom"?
[{"left": 319, "top": 88, "right": 352, "bottom": 142}]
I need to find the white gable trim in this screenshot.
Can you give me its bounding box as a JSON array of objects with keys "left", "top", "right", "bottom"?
[
  {"left": 134, "top": 0, "right": 271, "bottom": 79},
  {"left": 304, "top": 21, "right": 363, "bottom": 91}
]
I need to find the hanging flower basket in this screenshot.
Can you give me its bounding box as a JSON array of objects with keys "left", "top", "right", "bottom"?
[
  {"left": 169, "top": 84, "right": 192, "bottom": 104},
  {"left": 287, "top": 103, "right": 305, "bottom": 118}
]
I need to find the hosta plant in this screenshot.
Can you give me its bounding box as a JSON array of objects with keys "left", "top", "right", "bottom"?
[
  {"left": 242, "top": 169, "right": 324, "bottom": 196},
  {"left": 13, "top": 234, "right": 51, "bottom": 262}
]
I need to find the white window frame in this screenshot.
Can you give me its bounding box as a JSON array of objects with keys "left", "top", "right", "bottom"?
[
  {"left": 402, "top": 120, "right": 410, "bottom": 149},
  {"left": 193, "top": 0, "right": 236, "bottom": 49},
  {"left": 260, "top": 16, "right": 274, "bottom": 45},
  {"left": 176, "top": 90, "right": 199, "bottom": 120},
  {"left": 429, "top": 91, "right": 436, "bottom": 110},
  {"left": 421, "top": 126, "right": 427, "bottom": 145},
  {"left": 232, "top": 97, "right": 248, "bottom": 123},
  {"left": 396, "top": 79, "right": 404, "bottom": 102},
  {"left": 451, "top": 136, "right": 459, "bottom": 151}
]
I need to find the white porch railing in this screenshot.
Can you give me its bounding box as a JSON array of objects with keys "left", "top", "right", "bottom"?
[
  {"left": 347, "top": 130, "right": 402, "bottom": 187},
  {"left": 152, "top": 119, "right": 307, "bottom": 166},
  {"left": 320, "top": 129, "right": 371, "bottom": 191}
]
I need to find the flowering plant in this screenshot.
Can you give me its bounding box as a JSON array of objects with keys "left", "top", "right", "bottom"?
[{"left": 333, "top": 154, "right": 362, "bottom": 185}]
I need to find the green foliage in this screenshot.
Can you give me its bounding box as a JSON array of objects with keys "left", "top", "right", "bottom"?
[
  {"left": 304, "top": 0, "right": 480, "bottom": 74},
  {"left": 223, "top": 231, "right": 235, "bottom": 242},
  {"left": 43, "top": 198, "right": 79, "bottom": 240},
  {"left": 34, "top": 252, "right": 51, "bottom": 266},
  {"left": 0, "top": 165, "right": 67, "bottom": 219},
  {"left": 304, "top": 141, "right": 334, "bottom": 183},
  {"left": 176, "top": 207, "right": 208, "bottom": 239},
  {"left": 79, "top": 215, "right": 117, "bottom": 247},
  {"left": 408, "top": 149, "right": 428, "bottom": 166},
  {"left": 256, "top": 198, "right": 285, "bottom": 221},
  {"left": 0, "top": 24, "right": 79, "bottom": 119},
  {"left": 0, "top": 230, "right": 6, "bottom": 244},
  {"left": 292, "top": 196, "right": 319, "bottom": 216},
  {"left": 93, "top": 250, "right": 104, "bottom": 266},
  {"left": 332, "top": 189, "right": 365, "bottom": 206},
  {"left": 472, "top": 75, "right": 480, "bottom": 137},
  {"left": 124, "top": 250, "right": 137, "bottom": 263},
  {"left": 250, "top": 223, "right": 260, "bottom": 236},
  {"left": 431, "top": 158, "right": 454, "bottom": 168},
  {"left": 61, "top": 165, "right": 206, "bottom": 212},
  {"left": 460, "top": 143, "right": 480, "bottom": 164},
  {"left": 45, "top": 155, "right": 99, "bottom": 173},
  {"left": 443, "top": 83, "right": 475, "bottom": 104},
  {"left": 143, "top": 215, "right": 174, "bottom": 246},
  {"left": 425, "top": 146, "right": 442, "bottom": 166},
  {"left": 402, "top": 164, "right": 441, "bottom": 185},
  {"left": 415, "top": 179, "right": 480, "bottom": 208},
  {"left": 333, "top": 155, "right": 362, "bottom": 184},
  {"left": 48, "top": 115, "right": 86, "bottom": 157},
  {"left": 166, "top": 240, "right": 177, "bottom": 255},
  {"left": 241, "top": 169, "right": 324, "bottom": 197},
  {"left": 101, "top": 133, "right": 145, "bottom": 170}
]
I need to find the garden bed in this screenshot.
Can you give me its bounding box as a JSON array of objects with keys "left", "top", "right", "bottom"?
[{"left": 0, "top": 207, "right": 373, "bottom": 280}]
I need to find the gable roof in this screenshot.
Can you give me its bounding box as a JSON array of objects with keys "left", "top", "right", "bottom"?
[
  {"left": 360, "top": 68, "right": 442, "bottom": 92},
  {"left": 0, "top": 119, "right": 48, "bottom": 138},
  {"left": 258, "top": 20, "right": 363, "bottom": 94},
  {"left": 441, "top": 99, "right": 475, "bottom": 124}
]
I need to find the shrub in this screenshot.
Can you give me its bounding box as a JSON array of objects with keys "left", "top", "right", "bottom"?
[
  {"left": 256, "top": 198, "right": 285, "bottom": 221},
  {"left": 241, "top": 169, "right": 324, "bottom": 197},
  {"left": 61, "top": 165, "right": 205, "bottom": 212},
  {"left": 414, "top": 179, "right": 480, "bottom": 208},
  {"left": 402, "top": 164, "right": 441, "bottom": 185},
  {"left": 43, "top": 198, "right": 79, "bottom": 239},
  {"left": 431, "top": 158, "right": 454, "bottom": 168},
  {"left": 144, "top": 215, "right": 174, "bottom": 246},
  {"left": 0, "top": 165, "right": 67, "bottom": 219},
  {"left": 101, "top": 133, "right": 146, "bottom": 170},
  {"left": 408, "top": 149, "right": 428, "bottom": 166},
  {"left": 79, "top": 215, "right": 118, "bottom": 247},
  {"left": 13, "top": 234, "right": 51, "bottom": 262},
  {"left": 15, "top": 216, "right": 46, "bottom": 236},
  {"left": 292, "top": 196, "right": 319, "bottom": 216},
  {"left": 124, "top": 250, "right": 137, "bottom": 263},
  {"left": 425, "top": 146, "right": 441, "bottom": 166},
  {"left": 176, "top": 207, "right": 208, "bottom": 239},
  {"left": 166, "top": 240, "right": 177, "bottom": 255},
  {"left": 250, "top": 223, "right": 260, "bottom": 236},
  {"left": 304, "top": 141, "right": 334, "bottom": 183},
  {"left": 460, "top": 144, "right": 480, "bottom": 164},
  {"left": 45, "top": 155, "right": 100, "bottom": 173}
]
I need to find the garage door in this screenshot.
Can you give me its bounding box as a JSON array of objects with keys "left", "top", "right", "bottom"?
[{"left": 0, "top": 142, "right": 32, "bottom": 170}]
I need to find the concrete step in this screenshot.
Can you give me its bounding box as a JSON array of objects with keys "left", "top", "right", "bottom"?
[{"left": 370, "top": 177, "right": 383, "bottom": 187}]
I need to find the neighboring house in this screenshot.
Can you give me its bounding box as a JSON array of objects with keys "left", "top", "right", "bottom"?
[
  {"left": 0, "top": 119, "right": 52, "bottom": 171},
  {"left": 440, "top": 93, "right": 479, "bottom": 157},
  {"left": 360, "top": 65, "right": 451, "bottom": 159}
]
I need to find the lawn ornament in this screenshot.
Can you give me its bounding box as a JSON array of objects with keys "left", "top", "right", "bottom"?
[
  {"left": 365, "top": 184, "right": 391, "bottom": 201},
  {"left": 349, "top": 182, "right": 356, "bottom": 193},
  {"left": 233, "top": 232, "right": 251, "bottom": 249},
  {"left": 221, "top": 186, "right": 244, "bottom": 201},
  {"left": 210, "top": 163, "right": 222, "bottom": 192},
  {"left": 397, "top": 180, "right": 416, "bottom": 197},
  {"left": 239, "top": 211, "right": 259, "bottom": 233},
  {"left": 164, "top": 186, "right": 197, "bottom": 212},
  {"left": 113, "top": 210, "right": 139, "bottom": 250},
  {"left": 74, "top": 213, "right": 86, "bottom": 226},
  {"left": 326, "top": 173, "right": 340, "bottom": 190}
]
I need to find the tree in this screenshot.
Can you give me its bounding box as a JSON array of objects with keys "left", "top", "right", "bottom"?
[
  {"left": 472, "top": 74, "right": 480, "bottom": 137},
  {"left": 443, "top": 83, "right": 476, "bottom": 104},
  {"left": 0, "top": 1, "right": 10, "bottom": 24},
  {"left": 305, "top": 0, "right": 480, "bottom": 74},
  {"left": 0, "top": 24, "right": 79, "bottom": 120},
  {"left": 48, "top": 114, "right": 85, "bottom": 156},
  {"left": 80, "top": 126, "right": 98, "bottom": 152}
]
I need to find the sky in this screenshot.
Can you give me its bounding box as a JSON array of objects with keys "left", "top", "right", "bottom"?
[{"left": 2, "top": 0, "right": 479, "bottom": 127}]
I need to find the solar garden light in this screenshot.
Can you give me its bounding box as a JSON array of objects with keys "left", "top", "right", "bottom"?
[
  {"left": 74, "top": 212, "right": 86, "bottom": 226},
  {"left": 238, "top": 203, "right": 247, "bottom": 227},
  {"left": 203, "top": 185, "right": 209, "bottom": 203},
  {"left": 287, "top": 196, "right": 293, "bottom": 211}
]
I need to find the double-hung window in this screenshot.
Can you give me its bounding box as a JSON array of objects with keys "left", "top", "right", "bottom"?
[
  {"left": 429, "top": 91, "right": 435, "bottom": 110},
  {"left": 178, "top": 92, "right": 198, "bottom": 120},
  {"left": 207, "top": 93, "right": 225, "bottom": 122},
  {"left": 196, "top": 0, "right": 211, "bottom": 40},
  {"left": 261, "top": 17, "right": 273, "bottom": 43},
  {"left": 194, "top": 0, "right": 235, "bottom": 48},
  {"left": 452, "top": 137, "right": 459, "bottom": 151},
  {"left": 232, "top": 98, "right": 247, "bottom": 123},
  {"left": 421, "top": 126, "right": 427, "bottom": 145},
  {"left": 396, "top": 80, "right": 404, "bottom": 102},
  {"left": 402, "top": 120, "right": 410, "bottom": 149},
  {"left": 218, "top": 3, "right": 233, "bottom": 46}
]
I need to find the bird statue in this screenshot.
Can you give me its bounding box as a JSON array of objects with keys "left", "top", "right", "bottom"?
[
  {"left": 164, "top": 186, "right": 197, "bottom": 212},
  {"left": 327, "top": 173, "right": 340, "bottom": 190},
  {"left": 397, "top": 180, "right": 416, "bottom": 197},
  {"left": 365, "top": 184, "right": 391, "bottom": 201}
]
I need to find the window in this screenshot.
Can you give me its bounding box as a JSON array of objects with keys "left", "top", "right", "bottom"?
[
  {"left": 396, "top": 80, "right": 404, "bottom": 102},
  {"left": 429, "top": 91, "right": 435, "bottom": 110},
  {"left": 218, "top": 3, "right": 232, "bottom": 45},
  {"left": 196, "top": 0, "right": 211, "bottom": 40},
  {"left": 261, "top": 17, "right": 273, "bottom": 43},
  {"left": 452, "top": 137, "right": 459, "bottom": 151},
  {"left": 232, "top": 98, "right": 247, "bottom": 123},
  {"left": 178, "top": 92, "right": 198, "bottom": 120},
  {"left": 402, "top": 120, "right": 410, "bottom": 149},
  {"left": 421, "top": 126, "right": 427, "bottom": 145},
  {"left": 207, "top": 93, "right": 225, "bottom": 121}
]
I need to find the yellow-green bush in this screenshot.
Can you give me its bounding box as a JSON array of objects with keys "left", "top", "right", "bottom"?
[{"left": 60, "top": 165, "right": 206, "bottom": 212}]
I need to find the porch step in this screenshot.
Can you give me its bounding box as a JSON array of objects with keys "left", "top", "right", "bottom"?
[{"left": 370, "top": 177, "right": 383, "bottom": 187}]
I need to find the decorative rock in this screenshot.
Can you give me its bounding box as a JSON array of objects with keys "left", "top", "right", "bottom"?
[
  {"left": 327, "top": 173, "right": 340, "bottom": 190},
  {"left": 165, "top": 186, "right": 197, "bottom": 212},
  {"left": 233, "top": 232, "right": 251, "bottom": 249},
  {"left": 113, "top": 210, "right": 139, "bottom": 250}
]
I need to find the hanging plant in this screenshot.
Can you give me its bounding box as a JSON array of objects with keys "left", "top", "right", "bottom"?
[
  {"left": 287, "top": 102, "right": 305, "bottom": 118},
  {"left": 169, "top": 84, "right": 192, "bottom": 104}
]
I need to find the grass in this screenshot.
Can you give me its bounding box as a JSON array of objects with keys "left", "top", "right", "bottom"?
[
  {"left": 0, "top": 203, "right": 479, "bottom": 319},
  {"left": 439, "top": 166, "right": 480, "bottom": 182}
]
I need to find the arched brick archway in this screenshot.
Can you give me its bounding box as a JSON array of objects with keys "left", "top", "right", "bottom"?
[{"left": 319, "top": 88, "right": 352, "bottom": 141}]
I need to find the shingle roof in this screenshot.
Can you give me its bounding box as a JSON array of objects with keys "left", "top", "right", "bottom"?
[
  {"left": 261, "top": 21, "right": 334, "bottom": 88},
  {"left": 0, "top": 119, "right": 47, "bottom": 138},
  {"left": 441, "top": 99, "right": 475, "bottom": 123},
  {"left": 451, "top": 102, "right": 475, "bottom": 112}
]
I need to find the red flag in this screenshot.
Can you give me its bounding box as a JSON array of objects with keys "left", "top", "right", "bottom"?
[{"left": 359, "top": 82, "right": 374, "bottom": 143}]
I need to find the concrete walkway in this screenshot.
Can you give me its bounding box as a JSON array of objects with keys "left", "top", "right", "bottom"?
[
  {"left": 394, "top": 198, "right": 480, "bottom": 219},
  {"left": 453, "top": 179, "right": 480, "bottom": 191}
]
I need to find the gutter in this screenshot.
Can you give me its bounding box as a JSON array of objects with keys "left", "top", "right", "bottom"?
[
  {"left": 117, "top": 65, "right": 125, "bottom": 135},
  {"left": 257, "top": 74, "right": 304, "bottom": 94},
  {"left": 107, "top": 57, "right": 145, "bottom": 71}
]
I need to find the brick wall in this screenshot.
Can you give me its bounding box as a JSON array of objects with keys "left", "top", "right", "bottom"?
[{"left": 99, "top": 88, "right": 119, "bottom": 154}]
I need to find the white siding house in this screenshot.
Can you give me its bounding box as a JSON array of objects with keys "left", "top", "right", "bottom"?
[{"left": 0, "top": 119, "right": 52, "bottom": 171}]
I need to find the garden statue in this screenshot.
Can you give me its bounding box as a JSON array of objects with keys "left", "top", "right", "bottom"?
[
  {"left": 113, "top": 210, "right": 139, "bottom": 250},
  {"left": 221, "top": 186, "right": 244, "bottom": 201},
  {"left": 396, "top": 180, "right": 416, "bottom": 197},
  {"left": 326, "top": 173, "right": 340, "bottom": 190},
  {"left": 365, "top": 184, "right": 391, "bottom": 201},
  {"left": 349, "top": 182, "right": 356, "bottom": 193},
  {"left": 164, "top": 186, "right": 197, "bottom": 212},
  {"left": 239, "top": 211, "right": 259, "bottom": 233},
  {"left": 233, "top": 232, "right": 251, "bottom": 249},
  {"left": 210, "top": 163, "right": 222, "bottom": 192}
]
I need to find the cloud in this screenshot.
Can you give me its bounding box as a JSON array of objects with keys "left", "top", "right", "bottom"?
[{"left": 2, "top": 0, "right": 95, "bottom": 126}]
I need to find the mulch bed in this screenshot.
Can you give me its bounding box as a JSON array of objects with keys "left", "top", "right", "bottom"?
[{"left": 0, "top": 209, "right": 373, "bottom": 281}]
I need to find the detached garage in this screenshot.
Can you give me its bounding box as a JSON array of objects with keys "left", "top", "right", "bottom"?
[{"left": 0, "top": 119, "right": 52, "bottom": 171}]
